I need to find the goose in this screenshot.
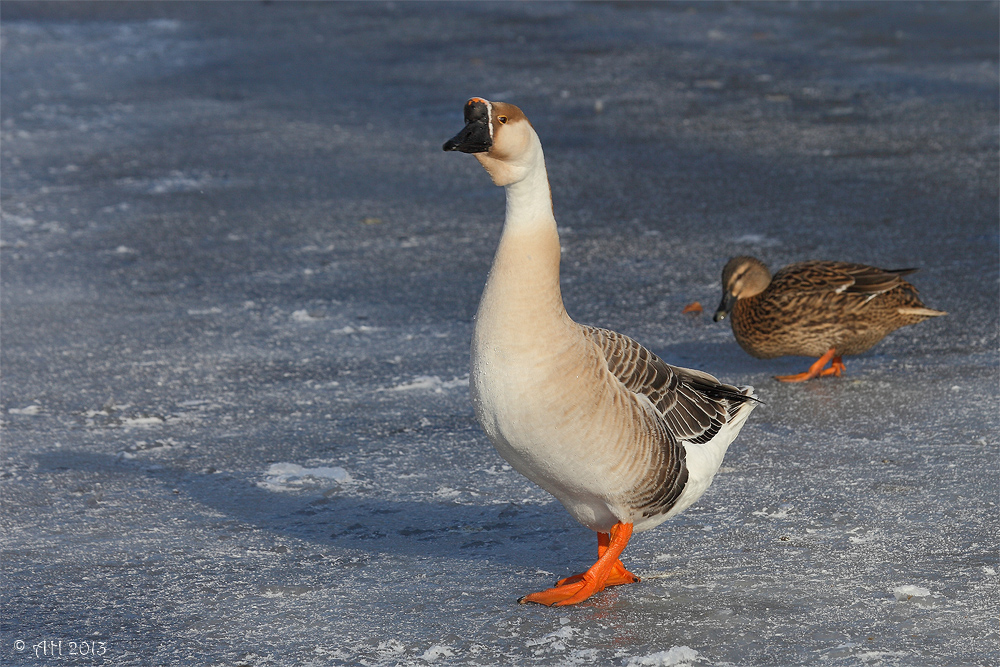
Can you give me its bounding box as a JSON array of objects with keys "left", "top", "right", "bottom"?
[
  {"left": 713, "top": 256, "right": 946, "bottom": 382},
  {"left": 443, "top": 98, "right": 758, "bottom": 606}
]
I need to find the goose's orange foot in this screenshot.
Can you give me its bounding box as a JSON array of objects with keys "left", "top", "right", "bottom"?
[
  {"left": 775, "top": 348, "right": 841, "bottom": 383},
  {"left": 519, "top": 522, "right": 636, "bottom": 607},
  {"left": 519, "top": 574, "right": 604, "bottom": 607},
  {"left": 556, "top": 560, "right": 639, "bottom": 587}
]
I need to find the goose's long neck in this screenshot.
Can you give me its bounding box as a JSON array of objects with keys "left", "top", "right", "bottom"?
[{"left": 478, "top": 151, "right": 568, "bottom": 329}]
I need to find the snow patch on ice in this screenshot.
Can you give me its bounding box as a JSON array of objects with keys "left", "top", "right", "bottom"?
[
  {"left": 526, "top": 625, "right": 580, "bottom": 652},
  {"left": 3, "top": 213, "right": 37, "bottom": 228},
  {"left": 752, "top": 503, "right": 793, "bottom": 519},
  {"left": 623, "top": 646, "right": 703, "bottom": 666},
  {"left": 733, "top": 233, "right": 781, "bottom": 247},
  {"left": 8, "top": 405, "right": 43, "bottom": 416},
  {"left": 390, "top": 375, "right": 469, "bottom": 393},
  {"left": 848, "top": 530, "right": 875, "bottom": 544},
  {"left": 822, "top": 643, "right": 907, "bottom": 662},
  {"left": 419, "top": 644, "right": 455, "bottom": 662},
  {"left": 855, "top": 650, "right": 908, "bottom": 662},
  {"left": 117, "top": 438, "right": 179, "bottom": 458},
  {"left": 119, "top": 170, "right": 240, "bottom": 195},
  {"left": 291, "top": 309, "right": 323, "bottom": 322},
  {"left": 259, "top": 463, "right": 353, "bottom": 492},
  {"left": 147, "top": 18, "right": 182, "bottom": 31},
  {"left": 259, "top": 584, "right": 314, "bottom": 597},
  {"left": 377, "top": 639, "right": 406, "bottom": 657},
  {"left": 332, "top": 325, "right": 379, "bottom": 335},
  {"left": 119, "top": 415, "right": 166, "bottom": 428}
]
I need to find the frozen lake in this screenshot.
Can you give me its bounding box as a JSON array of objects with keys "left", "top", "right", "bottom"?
[{"left": 2, "top": 2, "right": 997, "bottom": 665}]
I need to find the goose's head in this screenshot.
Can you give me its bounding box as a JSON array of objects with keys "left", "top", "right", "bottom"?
[
  {"left": 714, "top": 256, "right": 771, "bottom": 322},
  {"left": 443, "top": 98, "right": 540, "bottom": 187}
]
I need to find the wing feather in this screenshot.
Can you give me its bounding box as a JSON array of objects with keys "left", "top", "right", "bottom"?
[
  {"left": 581, "top": 326, "right": 754, "bottom": 445},
  {"left": 582, "top": 325, "right": 756, "bottom": 517},
  {"left": 772, "top": 261, "right": 918, "bottom": 298}
]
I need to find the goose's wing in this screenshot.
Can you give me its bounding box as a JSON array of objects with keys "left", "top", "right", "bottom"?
[
  {"left": 773, "top": 261, "right": 918, "bottom": 298},
  {"left": 582, "top": 326, "right": 754, "bottom": 445}
]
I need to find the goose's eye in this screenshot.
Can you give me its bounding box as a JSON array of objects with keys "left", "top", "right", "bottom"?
[{"left": 497, "top": 115, "right": 508, "bottom": 124}]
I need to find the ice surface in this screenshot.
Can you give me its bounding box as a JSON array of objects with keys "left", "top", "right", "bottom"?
[
  {"left": 390, "top": 375, "right": 470, "bottom": 393},
  {"left": 1, "top": 2, "right": 997, "bottom": 666}
]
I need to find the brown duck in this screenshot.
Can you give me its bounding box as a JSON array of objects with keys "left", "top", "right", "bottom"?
[{"left": 713, "top": 256, "right": 946, "bottom": 382}]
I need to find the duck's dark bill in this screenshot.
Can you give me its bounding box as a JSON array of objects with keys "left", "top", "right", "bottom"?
[{"left": 714, "top": 292, "right": 737, "bottom": 322}]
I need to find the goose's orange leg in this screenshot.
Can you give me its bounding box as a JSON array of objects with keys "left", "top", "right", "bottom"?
[
  {"left": 519, "top": 522, "right": 636, "bottom": 606},
  {"left": 775, "top": 348, "right": 843, "bottom": 382},
  {"left": 554, "top": 530, "right": 640, "bottom": 588}
]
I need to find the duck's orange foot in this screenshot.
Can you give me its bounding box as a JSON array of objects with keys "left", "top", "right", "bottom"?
[
  {"left": 519, "top": 522, "right": 637, "bottom": 607},
  {"left": 774, "top": 370, "right": 818, "bottom": 383},
  {"left": 775, "top": 349, "right": 844, "bottom": 382},
  {"left": 819, "top": 356, "right": 846, "bottom": 377}
]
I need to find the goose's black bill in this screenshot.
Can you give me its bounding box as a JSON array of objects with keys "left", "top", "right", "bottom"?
[{"left": 443, "top": 98, "right": 492, "bottom": 153}]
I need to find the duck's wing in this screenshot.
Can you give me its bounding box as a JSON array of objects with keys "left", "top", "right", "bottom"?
[
  {"left": 773, "top": 261, "right": 918, "bottom": 298},
  {"left": 581, "top": 326, "right": 755, "bottom": 445}
]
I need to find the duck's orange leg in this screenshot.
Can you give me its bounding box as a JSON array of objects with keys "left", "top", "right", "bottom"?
[
  {"left": 519, "top": 522, "right": 636, "bottom": 606},
  {"left": 775, "top": 348, "right": 841, "bottom": 382},
  {"left": 818, "top": 355, "right": 846, "bottom": 377},
  {"left": 554, "top": 530, "right": 640, "bottom": 587}
]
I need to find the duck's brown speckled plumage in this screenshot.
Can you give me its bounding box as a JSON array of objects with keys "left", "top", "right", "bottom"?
[{"left": 717, "top": 256, "right": 946, "bottom": 360}]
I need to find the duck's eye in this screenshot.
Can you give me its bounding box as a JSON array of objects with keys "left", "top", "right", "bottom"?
[{"left": 497, "top": 115, "right": 508, "bottom": 124}]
